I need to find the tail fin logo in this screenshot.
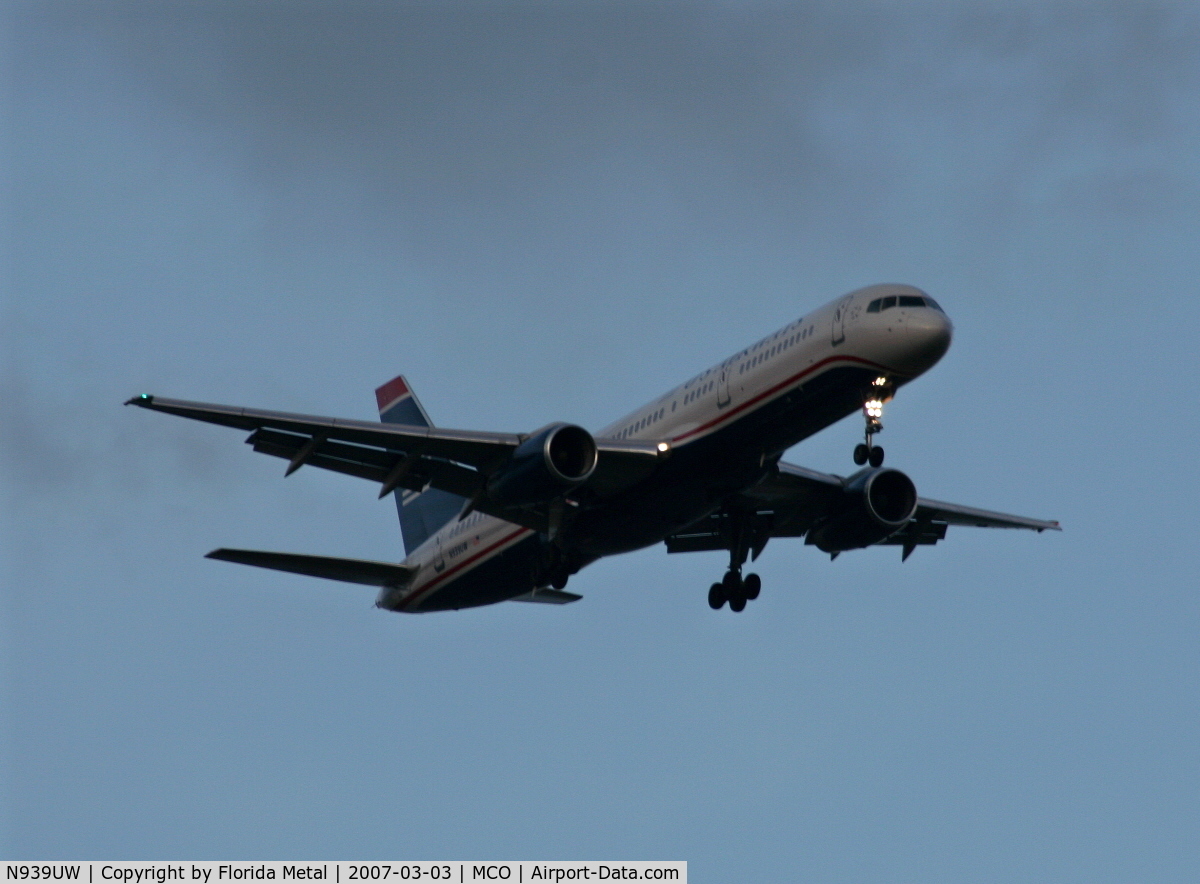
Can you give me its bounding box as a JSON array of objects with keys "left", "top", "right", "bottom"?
[{"left": 376, "top": 374, "right": 432, "bottom": 428}]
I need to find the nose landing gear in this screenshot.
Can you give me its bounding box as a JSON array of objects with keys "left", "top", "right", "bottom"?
[{"left": 853, "top": 377, "right": 892, "bottom": 467}]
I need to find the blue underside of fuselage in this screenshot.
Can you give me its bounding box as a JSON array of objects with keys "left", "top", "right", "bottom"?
[{"left": 412, "top": 362, "right": 892, "bottom": 611}]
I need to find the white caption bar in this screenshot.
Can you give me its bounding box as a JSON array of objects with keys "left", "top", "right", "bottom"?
[{"left": 4, "top": 864, "right": 685, "bottom": 884}]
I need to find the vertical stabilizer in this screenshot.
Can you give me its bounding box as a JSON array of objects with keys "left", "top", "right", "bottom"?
[{"left": 375, "top": 375, "right": 467, "bottom": 555}]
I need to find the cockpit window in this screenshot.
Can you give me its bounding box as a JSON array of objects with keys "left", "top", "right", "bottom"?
[{"left": 868, "top": 294, "right": 943, "bottom": 312}]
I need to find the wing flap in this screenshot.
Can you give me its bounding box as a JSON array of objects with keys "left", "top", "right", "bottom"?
[
  {"left": 206, "top": 548, "right": 417, "bottom": 587},
  {"left": 248, "top": 428, "right": 400, "bottom": 485}
]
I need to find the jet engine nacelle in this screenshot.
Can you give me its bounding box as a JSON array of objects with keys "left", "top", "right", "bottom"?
[
  {"left": 487, "top": 423, "right": 598, "bottom": 507},
  {"left": 807, "top": 467, "right": 918, "bottom": 553}
]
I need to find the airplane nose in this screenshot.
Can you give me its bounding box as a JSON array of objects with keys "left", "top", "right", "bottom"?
[{"left": 904, "top": 309, "right": 953, "bottom": 372}]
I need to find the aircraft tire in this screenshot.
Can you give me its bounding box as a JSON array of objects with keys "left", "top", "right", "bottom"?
[
  {"left": 708, "top": 582, "right": 726, "bottom": 610},
  {"left": 743, "top": 573, "right": 761, "bottom": 600},
  {"left": 854, "top": 443, "right": 869, "bottom": 465},
  {"left": 869, "top": 446, "right": 885, "bottom": 467},
  {"left": 729, "top": 594, "right": 747, "bottom": 613}
]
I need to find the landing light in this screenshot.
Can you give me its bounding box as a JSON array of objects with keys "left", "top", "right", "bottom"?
[
  {"left": 872, "top": 377, "right": 888, "bottom": 386},
  {"left": 656, "top": 441, "right": 671, "bottom": 453},
  {"left": 865, "top": 399, "right": 884, "bottom": 418}
]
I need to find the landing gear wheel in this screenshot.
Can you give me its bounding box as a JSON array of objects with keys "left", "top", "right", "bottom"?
[
  {"left": 743, "top": 572, "right": 761, "bottom": 600},
  {"left": 722, "top": 570, "right": 747, "bottom": 612},
  {"left": 868, "top": 446, "right": 884, "bottom": 467},
  {"left": 853, "top": 443, "right": 869, "bottom": 465},
  {"left": 708, "top": 582, "right": 726, "bottom": 610}
]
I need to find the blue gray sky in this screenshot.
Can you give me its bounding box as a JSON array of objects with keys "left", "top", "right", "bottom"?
[{"left": 3, "top": 2, "right": 1198, "bottom": 880}]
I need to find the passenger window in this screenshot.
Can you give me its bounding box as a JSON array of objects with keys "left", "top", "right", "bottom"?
[
  {"left": 899, "top": 295, "right": 924, "bottom": 308},
  {"left": 867, "top": 299, "right": 881, "bottom": 313}
]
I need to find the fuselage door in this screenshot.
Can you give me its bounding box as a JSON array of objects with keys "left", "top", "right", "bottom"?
[
  {"left": 718, "top": 365, "right": 731, "bottom": 408},
  {"left": 433, "top": 532, "right": 446, "bottom": 573},
  {"left": 831, "top": 296, "right": 854, "bottom": 346}
]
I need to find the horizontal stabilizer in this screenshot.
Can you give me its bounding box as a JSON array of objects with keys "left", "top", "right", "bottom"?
[
  {"left": 206, "top": 548, "right": 417, "bottom": 587},
  {"left": 509, "top": 587, "right": 583, "bottom": 604}
]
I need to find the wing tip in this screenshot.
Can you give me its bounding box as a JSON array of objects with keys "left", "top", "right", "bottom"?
[{"left": 125, "top": 393, "right": 154, "bottom": 406}]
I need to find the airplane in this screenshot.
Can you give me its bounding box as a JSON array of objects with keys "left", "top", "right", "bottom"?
[{"left": 126, "top": 283, "right": 1059, "bottom": 614}]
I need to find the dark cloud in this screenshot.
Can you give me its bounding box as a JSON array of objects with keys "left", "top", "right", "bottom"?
[
  {"left": 13, "top": 4, "right": 879, "bottom": 257},
  {"left": 17, "top": 3, "right": 1194, "bottom": 260}
]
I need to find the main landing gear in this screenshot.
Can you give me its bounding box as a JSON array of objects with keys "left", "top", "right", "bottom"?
[
  {"left": 707, "top": 514, "right": 763, "bottom": 613},
  {"left": 853, "top": 377, "right": 892, "bottom": 468},
  {"left": 708, "top": 570, "right": 761, "bottom": 612}
]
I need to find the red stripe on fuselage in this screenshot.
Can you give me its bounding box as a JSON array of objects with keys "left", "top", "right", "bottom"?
[
  {"left": 400, "top": 525, "right": 532, "bottom": 610},
  {"left": 671, "top": 353, "right": 900, "bottom": 445}
]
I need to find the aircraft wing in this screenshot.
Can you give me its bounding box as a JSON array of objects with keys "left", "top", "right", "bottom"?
[
  {"left": 750, "top": 462, "right": 1061, "bottom": 534},
  {"left": 665, "top": 459, "right": 1059, "bottom": 559},
  {"left": 125, "top": 394, "right": 663, "bottom": 532}
]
